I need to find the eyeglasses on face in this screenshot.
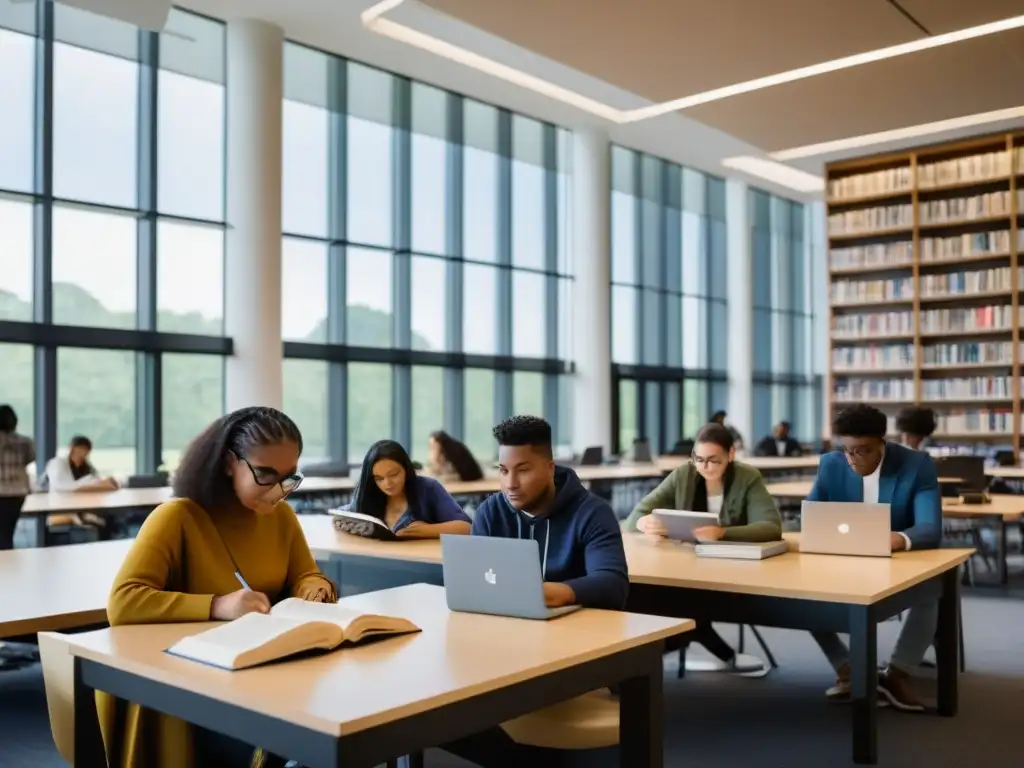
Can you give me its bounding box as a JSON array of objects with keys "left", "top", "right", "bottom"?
[
  {"left": 691, "top": 454, "right": 725, "bottom": 468},
  {"left": 840, "top": 445, "right": 879, "bottom": 459},
  {"left": 239, "top": 456, "right": 304, "bottom": 494}
]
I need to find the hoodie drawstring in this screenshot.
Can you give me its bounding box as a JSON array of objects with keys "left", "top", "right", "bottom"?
[{"left": 515, "top": 514, "right": 551, "bottom": 580}]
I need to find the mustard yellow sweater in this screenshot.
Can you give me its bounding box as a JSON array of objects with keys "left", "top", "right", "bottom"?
[{"left": 98, "top": 498, "right": 335, "bottom": 768}]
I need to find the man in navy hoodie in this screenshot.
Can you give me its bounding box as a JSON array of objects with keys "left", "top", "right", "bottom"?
[{"left": 472, "top": 415, "right": 629, "bottom": 610}]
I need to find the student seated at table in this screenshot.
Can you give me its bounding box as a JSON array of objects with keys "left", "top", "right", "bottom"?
[
  {"left": 350, "top": 439, "right": 471, "bottom": 538},
  {"left": 43, "top": 435, "right": 119, "bottom": 492},
  {"left": 623, "top": 422, "right": 781, "bottom": 673},
  {"left": 0, "top": 404, "right": 35, "bottom": 551},
  {"left": 807, "top": 403, "right": 941, "bottom": 712},
  {"left": 753, "top": 420, "right": 803, "bottom": 457},
  {"left": 426, "top": 429, "right": 485, "bottom": 482},
  {"left": 709, "top": 409, "right": 745, "bottom": 451},
  {"left": 441, "top": 416, "right": 628, "bottom": 767},
  {"left": 896, "top": 406, "right": 937, "bottom": 452},
  {"left": 100, "top": 406, "right": 336, "bottom": 768}
]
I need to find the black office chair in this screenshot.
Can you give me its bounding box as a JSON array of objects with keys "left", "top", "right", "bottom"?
[
  {"left": 934, "top": 456, "right": 987, "bottom": 495},
  {"left": 579, "top": 446, "right": 604, "bottom": 466},
  {"left": 629, "top": 439, "right": 653, "bottom": 463},
  {"left": 300, "top": 461, "right": 352, "bottom": 478},
  {"left": 125, "top": 473, "right": 168, "bottom": 489}
]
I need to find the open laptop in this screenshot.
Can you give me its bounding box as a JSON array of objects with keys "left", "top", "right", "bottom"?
[
  {"left": 800, "top": 501, "right": 892, "bottom": 557},
  {"left": 440, "top": 535, "right": 582, "bottom": 620}
]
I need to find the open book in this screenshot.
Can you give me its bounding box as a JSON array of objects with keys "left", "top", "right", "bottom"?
[
  {"left": 330, "top": 509, "right": 400, "bottom": 541},
  {"left": 166, "top": 598, "right": 420, "bottom": 671}
]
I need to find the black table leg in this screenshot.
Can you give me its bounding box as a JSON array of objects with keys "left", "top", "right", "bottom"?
[
  {"left": 618, "top": 649, "right": 664, "bottom": 768},
  {"left": 35, "top": 516, "right": 46, "bottom": 548},
  {"left": 996, "top": 519, "right": 1008, "bottom": 585},
  {"left": 849, "top": 605, "right": 878, "bottom": 765},
  {"left": 73, "top": 657, "right": 106, "bottom": 765},
  {"left": 935, "top": 569, "right": 959, "bottom": 717}
]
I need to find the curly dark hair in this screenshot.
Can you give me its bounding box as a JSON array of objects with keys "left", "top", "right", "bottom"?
[
  {"left": 832, "top": 403, "right": 888, "bottom": 439},
  {"left": 695, "top": 422, "right": 734, "bottom": 452},
  {"left": 493, "top": 415, "right": 552, "bottom": 458},
  {"left": 895, "top": 406, "right": 937, "bottom": 439},
  {"left": 172, "top": 406, "right": 303, "bottom": 511},
  {"left": 0, "top": 405, "right": 17, "bottom": 433},
  {"left": 429, "top": 430, "right": 484, "bottom": 481},
  {"left": 350, "top": 440, "right": 420, "bottom": 521}
]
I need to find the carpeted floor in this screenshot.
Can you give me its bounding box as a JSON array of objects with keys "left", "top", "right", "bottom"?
[{"left": 2, "top": 584, "right": 1021, "bottom": 768}]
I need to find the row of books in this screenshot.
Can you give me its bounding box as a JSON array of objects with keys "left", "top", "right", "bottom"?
[
  {"left": 921, "top": 341, "right": 1017, "bottom": 366},
  {"left": 933, "top": 409, "right": 1017, "bottom": 435},
  {"left": 830, "top": 242, "right": 913, "bottom": 271},
  {"left": 831, "top": 277, "right": 913, "bottom": 305},
  {"left": 827, "top": 167, "right": 912, "bottom": 201},
  {"left": 920, "top": 376, "right": 1019, "bottom": 400},
  {"left": 828, "top": 204, "right": 913, "bottom": 236},
  {"left": 834, "top": 378, "right": 914, "bottom": 402},
  {"left": 919, "top": 266, "right": 1018, "bottom": 298},
  {"left": 920, "top": 230, "right": 1018, "bottom": 262},
  {"left": 919, "top": 304, "right": 1022, "bottom": 334},
  {"left": 832, "top": 344, "right": 914, "bottom": 370},
  {"left": 831, "top": 310, "right": 913, "bottom": 339},
  {"left": 918, "top": 150, "right": 1013, "bottom": 188},
  {"left": 919, "top": 191, "right": 1012, "bottom": 225}
]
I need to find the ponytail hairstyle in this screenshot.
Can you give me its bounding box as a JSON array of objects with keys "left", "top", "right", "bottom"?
[
  {"left": 429, "top": 430, "right": 484, "bottom": 481},
  {"left": 172, "top": 406, "right": 303, "bottom": 510}
]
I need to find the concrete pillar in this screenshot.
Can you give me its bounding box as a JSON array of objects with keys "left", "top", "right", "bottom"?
[{"left": 725, "top": 178, "right": 753, "bottom": 445}]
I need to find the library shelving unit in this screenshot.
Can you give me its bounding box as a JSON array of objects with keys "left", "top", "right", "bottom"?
[{"left": 826, "top": 131, "right": 1024, "bottom": 459}]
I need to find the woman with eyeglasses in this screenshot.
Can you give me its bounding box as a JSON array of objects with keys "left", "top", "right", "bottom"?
[
  {"left": 100, "top": 406, "right": 333, "bottom": 768},
  {"left": 622, "top": 422, "right": 782, "bottom": 673},
  {"left": 349, "top": 439, "right": 471, "bottom": 538}
]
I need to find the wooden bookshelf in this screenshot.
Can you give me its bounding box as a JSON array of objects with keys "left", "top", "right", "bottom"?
[{"left": 826, "top": 131, "right": 1024, "bottom": 458}]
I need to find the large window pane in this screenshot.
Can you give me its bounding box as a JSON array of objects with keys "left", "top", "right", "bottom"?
[
  {"left": 58, "top": 348, "right": 136, "bottom": 476},
  {"left": 347, "top": 248, "right": 393, "bottom": 348},
  {"left": 0, "top": 29, "right": 34, "bottom": 193},
  {"left": 463, "top": 100, "right": 498, "bottom": 263},
  {"left": 463, "top": 264, "right": 497, "bottom": 355},
  {"left": 682, "top": 296, "right": 706, "bottom": 369},
  {"left": 512, "top": 116, "right": 546, "bottom": 270},
  {"left": 682, "top": 379, "right": 707, "bottom": 438},
  {"left": 513, "top": 371, "right": 543, "bottom": 418},
  {"left": 618, "top": 379, "right": 638, "bottom": 451},
  {"left": 411, "top": 256, "right": 446, "bottom": 352},
  {"left": 0, "top": 200, "right": 33, "bottom": 321},
  {"left": 282, "top": 98, "right": 329, "bottom": 237},
  {"left": 0, "top": 344, "right": 34, "bottom": 451},
  {"left": 681, "top": 210, "right": 705, "bottom": 295},
  {"left": 283, "top": 359, "right": 329, "bottom": 462},
  {"left": 53, "top": 207, "right": 136, "bottom": 329},
  {"left": 612, "top": 286, "right": 637, "bottom": 364},
  {"left": 556, "top": 374, "right": 573, "bottom": 457},
  {"left": 411, "top": 366, "right": 443, "bottom": 462},
  {"left": 54, "top": 42, "right": 138, "bottom": 207},
  {"left": 347, "top": 64, "right": 393, "bottom": 247},
  {"left": 157, "top": 222, "right": 224, "bottom": 335},
  {"left": 282, "top": 239, "right": 328, "bottom": 343},
  {"left": 348, "top": 363, "right": 392, "bottom": 463},
  {"left": 157, "top": 70, "right": 224, "bottom": 220},
  {"left": 411, "top": 84, "right": 448, "bottom": 255},
  {"left": 558, "top": 278, "right": 573, "bottom": 361},
  {"left": 512, "top": 271, "right": 546, "bottom": 358},
  {"left": 709, "top": 300, "right": 728, "bottom": 372},
  {"left": 464, "top": 368, "right": 495, "bottom": 462},
  {"left": 162, "top": 354, "right": 224, "bottom": 471}
]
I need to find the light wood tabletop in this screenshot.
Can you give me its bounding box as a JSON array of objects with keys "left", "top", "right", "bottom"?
[
  {"left": 623, "top": 533, "right": 972, "bottom": 605},
  {"left": 767, "top": 479, "right": 980, "bottom": 500},
  {"left": 986, "top": 466, "right": 1024, "bottom": 479},
  {"left": 655, "top": 455, "right": 820, "bottom": 473},
  {"left": 300, "top": 515, "right": 445, "bottom": 563},
  {"left": 62, "top": 583, "right": 691, "bottom": 737},
  {"left": 0, "top": 540, "right": 131, "bottom": 637}
]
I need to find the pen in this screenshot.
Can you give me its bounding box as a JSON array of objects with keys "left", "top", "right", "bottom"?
[{"left": 234, "top": 570, "right": 251, "bottom": 591}]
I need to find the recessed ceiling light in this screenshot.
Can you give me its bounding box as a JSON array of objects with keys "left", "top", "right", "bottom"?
[
  {"left": 363, "top": 1, "right": 1024, "bottom": 124},
  {"left": 721, "top": 156, "right": 825, "bottom": 193},
  {"left": 771, "top": 106, "right": 1024, "bottom": 160}
]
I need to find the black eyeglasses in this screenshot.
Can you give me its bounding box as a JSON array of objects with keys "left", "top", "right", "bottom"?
[
  {"left": 239, "top": 457, "right": 303, "bottom": 494},
  {"left": 840, "top": 446, "right": 879, "bottom": 459},
  {"left": 691, "top": 453, "right": 725, "bottom": 468}
]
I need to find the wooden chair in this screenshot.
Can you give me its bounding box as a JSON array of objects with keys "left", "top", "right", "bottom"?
[{"left": 38, "top": 631, "right": 75, "bottom": 765}]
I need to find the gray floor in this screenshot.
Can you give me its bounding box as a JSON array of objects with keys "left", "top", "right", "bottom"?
[{"left": 2, "top": 581, "right": 1022, "bottom": 768}]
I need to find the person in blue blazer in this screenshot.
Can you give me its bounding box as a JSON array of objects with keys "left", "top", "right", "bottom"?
[{"left": 806, "top": 403, "right": 941, "bottom": 713}]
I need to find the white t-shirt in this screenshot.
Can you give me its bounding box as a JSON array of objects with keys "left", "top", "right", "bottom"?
[
  {"left": 862, "top": 450, "right": 911, "bottom": 550},
  {"left": 707, "top": 494, "right": 724, "bottom": 519},
  {"left": 776, "top": 440, "right": 787, "bottom": 456}
]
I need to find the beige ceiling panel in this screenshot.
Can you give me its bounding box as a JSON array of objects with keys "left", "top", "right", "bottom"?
[
  {"left": 420, "top": 0, "right": 918, "bottom": 102},
  {"left": 899, "top": 0, "right": 1024, "bottom": 33},
  {"left": 685, "top": 28, "right": 1024, "bottom": 151}
]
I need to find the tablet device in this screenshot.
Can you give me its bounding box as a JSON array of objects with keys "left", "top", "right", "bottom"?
[{"left": 650, "top": 509, "right": 719, "bottom": 542}]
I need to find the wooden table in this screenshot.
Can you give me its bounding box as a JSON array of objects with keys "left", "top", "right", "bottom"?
[
  {"left": 0, "top": 540, "right": 131, "bottom": 639},
  {"left": 766, "top": 483, "right": 1023, "bottom": 584},
  {"left": 66, "top": 583, "right": 690, "bottom": 768},
  {"left": 656, "top": 455, "right": 821, "bottom": 473},
  {"left": 300, "top": 517, "right": 971, "bottom": 765}
]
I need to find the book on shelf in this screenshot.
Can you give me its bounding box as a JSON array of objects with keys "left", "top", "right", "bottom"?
[
  {"left": 919, "top": 305, "right": 1021, "bottom": 335},
  {"left": 831, "top": 310, "right": 913, "bottom": 338},
  {"left": 919, "top": 231, "right": 1012, "bottom": 262},
  {"left": 922, "top": 341, "right": 1016, "bottom": 366},
  {"left": 919, "top": 191, "right": 1011, "bottom": 225},
  {"left": 916, "top": 151, "right": 1010, "bottom": 188},
  {"left": 330, "top": 509, "right": 400, "bottom": 541},
  {"left": 166, "top": 598, "right": 421, "bottom": 671},
  {"left": 831, "top": 278, "right": 913, "bottom": 304},
  {"left": 921, "top": 376, "right": 1016, "bottom": 400},
  {"left": 832, "top": 343, "right": 914, "bottom": 370},
  {"left": 827, "top": 166, "right": 912, "bottom": 201},
  {"left": 918, "top": 267, "right": 1017, "bottom": 298},
  {"left": 834, "top": 378, "right": 914, "bottom": 401},
  {"left": 830, "top": 242, "right": 913, "bottom": 271},
  {"left": 828, "top": 204, "right": 912, "bottom": 236}
]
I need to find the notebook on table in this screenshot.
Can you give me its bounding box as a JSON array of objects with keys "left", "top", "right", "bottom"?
[
  {"left": 329, "top": 509, "right": 399, "bottom": 541},
  {"left": 166, "top": 597, "right": 420, "bottom": 671},
  {"left": 694, "top": 540, "right": 789, "bottom": 560}
]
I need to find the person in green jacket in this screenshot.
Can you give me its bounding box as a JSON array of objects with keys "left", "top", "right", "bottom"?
[{"left": 622, "top": 422, "right": 782, "bottom": 672}]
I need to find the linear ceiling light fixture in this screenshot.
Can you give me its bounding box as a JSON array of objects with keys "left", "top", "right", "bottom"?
[
  {"left": 362, "top": 0, "right": 1024, "bottom": 124},
  {"left": 721, "top": 156, "right": 825, "bottom": 194},
  {"left": 771, "top": 105, "right": 1024, "bottom": 160}
]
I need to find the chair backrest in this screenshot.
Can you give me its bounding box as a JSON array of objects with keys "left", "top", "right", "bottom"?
[
  {"left": 38, "top": 632, "right": 75, "bottom": 765},
  {"left": 300, "top": 461, "right": 352, "bottom": 478},
  {"left": 125, "top": 472, "right": 168, "bottom": 489},
  {"left": 579, "top": 447, "right": 603, "bottom": 466},
  {"left": 669, "top": 439, "right": 695, "bottom": 456},
  {"left": 630, "top": 439, "right": 653, "bottom": 463},
  {"left": 935, "top": 456, "right": 987, "bottom": 492}
]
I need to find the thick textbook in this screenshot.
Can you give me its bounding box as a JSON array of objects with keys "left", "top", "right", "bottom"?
[
  {"left": 166, "top": 597, "right": 420, "bottom": 670},
  {"left": 330, "top": 509, "right": 400, "bottom": 541},
  {"left": 694, "top": 540, "right": 789, "bottom": 561}
]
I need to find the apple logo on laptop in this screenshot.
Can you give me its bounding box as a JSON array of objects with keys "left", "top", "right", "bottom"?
[
  {"left": 484, "top": 568, "right": 497, "bottom": 585},
  {"left": 838, "top": 523, "right": 851, "bottom": 535}
]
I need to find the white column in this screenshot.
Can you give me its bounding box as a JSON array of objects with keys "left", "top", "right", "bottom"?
[
  {"left": 571, "top": 128, "right": 612, "bottom": 454},
  {"left": 725, "top": 178, "right": 753, "bottom": 445},
  {"left": 224, "top": 20, "right": 284, "bottom": 412}
]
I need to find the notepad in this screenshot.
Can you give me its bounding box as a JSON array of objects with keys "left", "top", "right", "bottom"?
[
  {"left": 166, "top": 598, "right": 420, "bottom": 670},
  {"left": 329, "top": 509, "right": 400, "bottom": 541}
]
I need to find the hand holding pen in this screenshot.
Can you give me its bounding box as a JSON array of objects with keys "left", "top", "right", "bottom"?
[{"left": 209, "top": 571, "right": 271, "bottom": 621}]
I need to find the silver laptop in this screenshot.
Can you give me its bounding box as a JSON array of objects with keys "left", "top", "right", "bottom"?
[
  {"left": 800, "top": 501, "right": 892, "bottom": 557},
  {"left": 440, "top": 535, "right": 582, "bottom": 620}
]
